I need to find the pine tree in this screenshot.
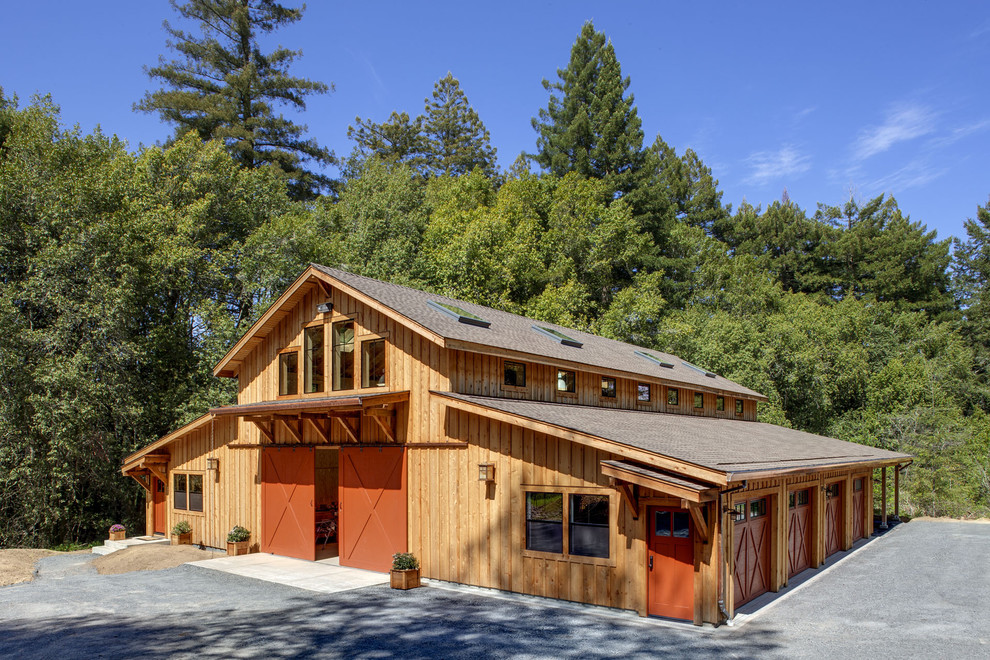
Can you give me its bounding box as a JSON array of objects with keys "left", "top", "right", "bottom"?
[
  {"left": 531, "top": 22, "right": 645, "bottom": 195},
  {"left": 136, "top": 0, "right": 333, "bottom": 199},
  {"left": 954, "top": 199, "right": 990, "bottom": 361},
  {"left": 344, "top": 111, "right": 429, "bottom": 178},
  {"left": 423, "top": 73, "right": 498, "bottom": 177}
]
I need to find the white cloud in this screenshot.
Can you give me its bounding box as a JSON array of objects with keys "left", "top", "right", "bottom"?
[
  {"left": 852, "top": 104, "right": 937, "bottom": 160},
  {"left": 743, "top": 145, "right": 811, "bottom": 186},
  {"left": 930, "top": 118, "right": 990, "bottom": 148},
  {"left": 865, "top": 160, "right": 945, "bottom": 194}
]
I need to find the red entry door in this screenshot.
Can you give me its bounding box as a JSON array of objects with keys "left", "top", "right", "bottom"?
[
  {"left": 787, "top": 489, "right": 811, "bottom": 578},
  {"left": 262, "top": 447, "right": 316, "bottom": 561},
  {"left": 339, "top": 447, "right": 407, "bottom": 572},
  {"left": 825, "top": 484, "right": 843, "bottom": 557},
  {"left": 647, "top": 507, "right": 694, "bottom": 620},
  {"left": 153, "top": 478, "right": 166, "bottom": 535},
  {"left": 733, "top": 498, "right": 770, "bottom": 607}
]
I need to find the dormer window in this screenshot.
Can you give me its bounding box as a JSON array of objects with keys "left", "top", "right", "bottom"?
[{"left": 279, "top": 350, "right": 299, "bottom": 396}]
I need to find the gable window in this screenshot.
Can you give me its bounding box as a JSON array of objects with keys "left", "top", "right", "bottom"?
[
  {"left": 332, "top": 321, "right": 354, "bottom": 391},
  {"left": 557, "top": 369, "right": 576, "bottom": 394},
  {"left": 716, "top": 396, "right": 725, "bottom": 412},
  {"left": 735, "top": 399, "right": 744, "bottom": 415},
  {"left": 304, "top": 325, "right": 324, "bottom": 394},
  {"left": 601, "top": 376, "right": 616, "bottom": 398},
  {"left": 173, "top": 473, "right": 203, "bottom": 512},
  {"left": 569, "top": 495, "right": 609, "bottom": 558},
  {"left": 637, "top": 383, "right": 651, "bottom": 402},
  {"left": 504, "top": 361, "right": 527, "bottom": 388},
  {"left": 526, "top": 492, "right": 563, "bottom": 553},
  {"left": 694, "top": 392, "right": 704, "bottom": 409},
  {"left": 361, "top": 339, "right": 386, "bottom": 388},
  {"left": 667, "top": 388, "right": 679, "bottom": 406},
  {"left": 279, "top": 350, "right": 299, "bottom": 396}
]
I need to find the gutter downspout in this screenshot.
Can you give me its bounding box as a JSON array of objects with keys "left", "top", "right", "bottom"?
[{"left": 716, "top": 480, "right": 748, "bottom": 627}]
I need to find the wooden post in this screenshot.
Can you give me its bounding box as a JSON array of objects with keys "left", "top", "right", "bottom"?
[
  {"left": 893, "top": 466, "right": 900, "bottom": 522},
  {"left": 880, "top": 466, "right": 888, "bottom": 529}
]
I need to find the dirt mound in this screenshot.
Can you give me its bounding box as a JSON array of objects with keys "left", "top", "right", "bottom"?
[
  {"left": 92, "top": 544, "right": 217, "bottom": 575},
  {"left": 0, "top": 549, "right": 57, "bottom": 586}
]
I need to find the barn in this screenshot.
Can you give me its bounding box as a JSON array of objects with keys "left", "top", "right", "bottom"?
[{"left": 122, "top": 264, "right": 911, "bottom": 624}]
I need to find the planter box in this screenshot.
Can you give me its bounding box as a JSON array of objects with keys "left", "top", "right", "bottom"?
[
  {"left": 109, "top": 531, "right": 126, "bottom": 541},
  {"left": 390, "top": 568, "right": 420, "bottom": 590},
  {"left": 227, "top": 540, "right": 250, "bottom": 556},
  {"left": 171, "top": 532, "right": 192, "bottom": 546}
]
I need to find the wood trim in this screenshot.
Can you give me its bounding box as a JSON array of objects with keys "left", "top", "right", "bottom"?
[
  {"left": 336, "top": 417, "right": 359, "bottom": 444},
  {"left": 726, "top": 457, "right": 909, "bottom": 482},
  {"left": 145, "top": 464, "right": 168, "bottom": 487},
  {"left": 121, "top": 413, "right": 210, "bottom": 466},
  {"left": 275, "top": 415, "right": 303, "bottom": 443},
  {"left": 615, "top": 482, "right": 640, "bottom": 519},
  {"left": 601, "top": 462, "right": 718, "bottom": 503},
  {"left": 128, "top": 472, "right": 152, "bottom": 493},
  {"left": 304, "top": 416, "right": 331, "bottom": 443},
  {"left": 369, "top": 414, "right": 396, "bottom": 442},
  {"left": 252, "top": 419, "right": 274, "bottom": 444}
]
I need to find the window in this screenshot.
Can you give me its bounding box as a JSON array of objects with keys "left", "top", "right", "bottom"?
[
  {"left": 735, "top": 399, "right": 744, "bottom": 415},
  {"left": 304, "top": 325, "right": 324, "bottom": 394},
  {"left": 427, "top": 300, "right": 491, "bottom": 327},
  {"left": 826, "top": 483, "right": 840, "bottom": 498},
  {"left": 796, "top": 489, "right": 809, "bottom": 506},
  {"left": 557, "top": 370, "right": 576, "bottom": 394},
  {"left": 526, "top": 492, "right": 562, "bottom": 553},
  {"left": 681, "top": 361, "right": 717, "bottom": 378},
  {"left": 504, "top": 361, "right": 527, "bottom": 388},
  {"left": 789, "top": 492, "right": 795, "bottom": 509},
  {"left": 716, "top": 396, "right": 725, "bottom": 412},
  {"left": 532, "top": 325, "right": 583, "bottom": 348},
  {"left": 279, "top": 351, "right": 298, "bottom": 396},
  {"left": 637, "top": 383, "right": 651, "bottom": 402},
  {"left": 173, "top": 473, "right": 203, "bottom": 512},
  {"left": 655, "top": 509, "right": 691, "bottom": 538},
  {"left": 634, "top": 351, "right": 674, "bottom": 368},
  {"left": 667, "top": 388, "right": 679, "bottom": 406},
  {"left": 569, "top": 495, "right": 609, "bottom": 558},
  {"left": 749, "top": 498, "right": 767, "bottom": 518},
  {"left": 854, "top": 478, "right": 863, "bottom": 492},
  {"left": 694, "top": 392, "right": 704, "bottom": 409},
  {"left": 732, "top": 503, "right": 746, "bottom": 522},
  {"left": 332, "top": 321, "right": 354, "bottom": 391},
  {"left": 361, "top": 339, "right": 386, "bottom": 388},
  {"left": 600, "top": 376, "right": 616, "bottom": 398}
]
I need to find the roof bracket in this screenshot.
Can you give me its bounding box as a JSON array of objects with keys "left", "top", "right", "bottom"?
[{"left": 613, "top": 480, "right": 639, "bottom": 519}]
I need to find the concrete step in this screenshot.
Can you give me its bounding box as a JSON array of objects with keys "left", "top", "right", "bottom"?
[{"left": 92, "top": 535, "right": 170, "bottom": 555}]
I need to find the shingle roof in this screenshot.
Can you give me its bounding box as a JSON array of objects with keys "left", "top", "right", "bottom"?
[
  {"left": 435, "top": 392, "right": 911, "bottom": 478},
  {"left": 312, "top": 264, "right": 765, "bottom": 400}
]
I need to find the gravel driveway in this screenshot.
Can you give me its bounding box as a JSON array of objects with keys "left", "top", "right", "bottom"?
[{"left": 1, "top": 520, "right": 987, "bottom": 659}]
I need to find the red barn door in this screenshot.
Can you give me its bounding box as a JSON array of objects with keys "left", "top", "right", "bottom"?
[
  {"left": 339, "top": 447, "right": 406, "bottom": 572},
  {"left": 825, "top": 483, "right": 843, "bottom": 558},
  {"left": 787, "top": 489, "right": 811, "bottom": 578},
  {"left": 852, "top": 478, "right": 865, "bottom": 541},
  {"left": 733, "top": 497, "right": 770, "bottom": 607},
  {"left": 262, "top": 447, "right": 315, "bottom": 561}
]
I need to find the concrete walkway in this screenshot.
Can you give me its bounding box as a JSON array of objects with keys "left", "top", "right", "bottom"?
[{"left": 187, "top": 553, "right": 388, "bottom": 594}]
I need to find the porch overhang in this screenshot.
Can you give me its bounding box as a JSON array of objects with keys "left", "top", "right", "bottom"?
[
  {"left": 601, "top": 460, "right": 720, "bottom": 504},
  {"left": 207, "top": 390, "right": 409, "bottom": 417}
]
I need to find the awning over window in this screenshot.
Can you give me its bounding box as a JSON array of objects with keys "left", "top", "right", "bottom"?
[{"left": 600, "top": 460, "right": 719, "bottom": 503}]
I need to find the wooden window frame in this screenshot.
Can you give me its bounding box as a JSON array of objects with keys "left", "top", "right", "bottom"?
[
  {"left": 359, "top": 336, "right": 388, "bottom": 389},
  {"left": 735, "top": 398, "right": 744, "bottom": 416},
  {"left": 172, "top": 470, "right": 205, "bottom": 515},
  {"left": 555, "top": 369, "right": 577, "bottom": 398},
  {"left": 502, "top": 360, "right": 528, "bottom": 391},
  {"left": 521, "top": 485, "right": 616, "bottom": 567},
  {"left": 637, "top": 382, "right": 651, "bottom": 404},
  {"left": 667, "top": 387, "right": 679, "bottom": 406},
  {"left": 600, "top": 376, "right": 617, "bottom": 399},
  {"left": 277, "top": 346, "right": 301, "bottom": 399},
  {"left": 716, "top": 396, "right": 725, "bottom": 412},
  {"left": 331, "top": 316, "right": 357, "bottom": 392},
  {"left": 302, "top": 321, "right": 326, "bottom": 396},
  {"left": 693, "top": 392, "right": 704, "bottom": 410}
]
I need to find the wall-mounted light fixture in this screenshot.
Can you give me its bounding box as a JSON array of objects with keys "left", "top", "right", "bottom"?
[
  {"left": 317, "top": 302, "right": 334, "bottom": 314},
  {"left": 206, "top": 457, "right": 219, "bottom": 472},
  {"left": 478, "top": 463, "right": 495, "bottom": 483}
]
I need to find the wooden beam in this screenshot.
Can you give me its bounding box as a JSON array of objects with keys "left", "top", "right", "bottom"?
[
  {"left": 275, "top": 415, "right": 303, "bottom": 443},
  {"left": 613, "top": 480, "right": 639, "bottom": 519},
  {"left": 600, "top": 462, "right": 719, "bottom": 503},
  {"left": 370, "top": 414, "right": 396, "bottom": 442},
  {"left": 128, "top": 472, "right": 152, "bottom": 493},
  {"left": 336, "top": 416, "right": 359, "bottom": 444},
  {"left": 146, "top": 464, "right": 167, "bottom": 487},
  {"left": 251, "top": 419, "right": 274, "bottom": 444},
  {"left": 880, "top": 466, "right": 888, "bottom": 529},
  {"left": 304, "top": 416, "right": 331, "bottom": 444},
  {"left": 141, "top": 453, "right": 170, "bottom": 464},
  {"left": 688, "top": 503, "right": 710, "bottom": 546},
  {"left": 315, "top": 277, "right": 333, "bottom": 299},
  {"left": 363, "top": 406, "right": 395, "bottom": 417},
  {"left": 894, "top": 465, "right": 900, "bottom": 522}
]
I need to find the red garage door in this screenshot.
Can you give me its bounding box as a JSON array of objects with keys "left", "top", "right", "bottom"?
[
  {"left": 340, "top": 447, "right": 406, "bottom": 572},
  {"left": 787, "top": 488, "right": 811, "bottom": 578},
  {"left": 825, "top": 482, "right": 843, "bottom": 557},
  {"left": 733, "top": 497, "right": 770, "bottom": 607},
  {"left": 852, "top": 478, "right": 865, "bottom": 541},
  {"left": 647, "top": 507, "right": 694, "bottom": 620},
  {"left": 262, "top": 447, "right": 315, "bottom": 561}
]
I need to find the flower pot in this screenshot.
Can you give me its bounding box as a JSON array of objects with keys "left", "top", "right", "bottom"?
[
  {"left": 171, "top": 532, "right": 192, "bottom": 546},
  {"left": 227, "top": 540, "right": 250, "bottom": 556},
  {"left": 109, "top": 531, "right": 126, "bottom": 541},
  {"left": 390, "top": 568, "right": 420, "bottom": 590}
]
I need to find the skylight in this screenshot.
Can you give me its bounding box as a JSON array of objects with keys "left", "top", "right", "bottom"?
[
  {"left": 531, "top": 325, "right": 583, "bottom": 348},
  {"left": 681, "top": 361, "right": 717, "bottom": 378},
  {"left": 427, "top": 300, "right": 491, "bottom": 328},
  {"left": 634, "top": 351, "right": 674, "bottom": 369}
]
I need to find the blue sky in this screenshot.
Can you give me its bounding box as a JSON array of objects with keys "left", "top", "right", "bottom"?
[{"left": 2, "top": 1, "right": 988, "bottom": 241}]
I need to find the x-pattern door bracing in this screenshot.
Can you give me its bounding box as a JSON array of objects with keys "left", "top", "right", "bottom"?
[
  {"left": 262, "top": 447, "right": 316, "bottom": 561},
  {"left": 340, "top": 447, "right": 407, "bottom": 572},
  {"left": 733, "top": 497, "right": 770, "bottom": 608},
  {"left": 787, "top": 489, "right": 811, "bottom": 578},
  {"left": 825, "top": 484, "right": 843, "bottom": 558}
]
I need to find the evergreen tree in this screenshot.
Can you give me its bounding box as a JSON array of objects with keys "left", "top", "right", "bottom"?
[
  {"left": 136, "top": 0, "right": 333, "bottom": 199},
  {"left": 531, "top": 21, "right": 645, "bottom": 196},
  {"left": 954, "top": 198, "right": 990, "bottom": 370},
  {"left": 423, "top": 73, "right": 498, "bottom": 177},
  {"left": 344, "top": 111, "right": 429, "bottom": 178}
]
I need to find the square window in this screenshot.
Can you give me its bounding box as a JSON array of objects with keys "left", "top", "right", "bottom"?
[
  {"left": 735, "top": 399, "right": 744, "bottom": 415},
  {"left": 600, "top": 376, "right": 616, "bottom": 398},
  {"left": 694, "top": 392, "right": 704, "bottom": 409},
  {"left": 667, "top": 388, "right": 679, "bottom": 406},
  {"left": 279, "top": 351, "right": 298, "bottom": 396},
  {"left": 526, "top": 492, "right": 562, "bottom": 553},
  {"left": 716, "top": 396, "right": 724, "bottom": 411},
  {"left": 569, "top": 494, "right": 609, "bottom": 558},
  {"left": 637, "top": 383, "right": 651, "bottom": 402},
  {"left": 557, "top": 370, "right": 576, "bottom": 393},
  {"left": 504, "top": 361, "right": 527, "bottom": 388},
  {"left": 749, "top": 498, "right": 767, "bottom": 518},
  {"left": 361, "top": 339, "right": 386, "bottom": 388}
]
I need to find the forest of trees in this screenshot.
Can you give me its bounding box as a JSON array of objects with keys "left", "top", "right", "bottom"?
[{"left": 1, "top": 5, "right": 989, "bottom": 547}]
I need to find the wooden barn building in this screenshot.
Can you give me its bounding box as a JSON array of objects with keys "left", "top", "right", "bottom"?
[{"left": 123, "top": 265, "right": 911, "bottom": 624}]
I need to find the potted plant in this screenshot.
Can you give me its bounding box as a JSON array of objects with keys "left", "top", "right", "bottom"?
[
  {"left": 226, "top": 526, "right": 251, "bottom": 556},
  {"left": 390, "top": 552, "right": 420, "bottom": 590},
  {"left": 109, "top": 524, "right": 126, "bottom": 541},
  {"left": 171, "top": 520, "right": 193, "bottom": 545}
]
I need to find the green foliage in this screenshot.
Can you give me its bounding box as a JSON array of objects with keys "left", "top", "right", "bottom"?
[
  {"left": 227, "top": 525, "right": 250, "bottom": 542},
  {"left": 391, "top": 552, "right": 419, "bottom": 570},
  {"left": 172, "top": 520, "right": 193, "bottom": 535},
  {"left": 136, "top": 0, "right": 333, "bottom": 199}
]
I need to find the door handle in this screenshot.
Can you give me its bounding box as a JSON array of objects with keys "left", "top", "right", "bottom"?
[{"left": 649, "top": 555, "right": 653, "bottom": 570}]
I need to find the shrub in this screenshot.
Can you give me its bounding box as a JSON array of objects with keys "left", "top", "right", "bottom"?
[
  {"left": 391, "top": 552, "right": 419, "bottom": 571},
  {"left": 172, "top": 521, "right": 192, "bottom": 535},
  {"left": 227, "top": 526, "right": 250, "bottom": 543}
]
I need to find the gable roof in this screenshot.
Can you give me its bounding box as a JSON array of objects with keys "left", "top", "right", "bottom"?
[{"left": 435, "top": 392, "right": 911, "bottom": 482}]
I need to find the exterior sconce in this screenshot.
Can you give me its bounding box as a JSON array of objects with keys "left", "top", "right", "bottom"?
[
  {"left": 207, "top": 457, "right": 219, "bottom": 472},
  {"left": 478, "top": 463, "right": 495, "bottom": 483},
  {"left": 317, "top": 302, "right": 334, "bottom": 314}
]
